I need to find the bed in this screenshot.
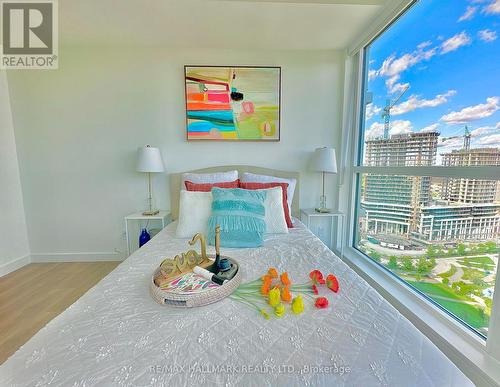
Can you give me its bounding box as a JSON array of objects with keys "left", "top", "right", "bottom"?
[{"left": 0, "top": 167, "right": 472, "bottom": 386}]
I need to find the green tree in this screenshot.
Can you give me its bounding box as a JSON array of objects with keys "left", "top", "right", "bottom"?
[
  {"left": 457, "top": 243, "right": 466, "bottom": 256},
  {"left": 484, "top": 241, "right": 498, "bottom": 254},
  {"left": 426, "top": 244, "right": 436, "bottom": 258},
  {"left": 417, "top": 257, "right": 431, "bottom": 276},
  {"left": 370, "top": 251, "right": 382, "bottom": 263},
  {"left": 387, "top": 256, "right": 399, "bottom": 270},
  {"left": 401, "top": 256, "right": 414, "bottom": 272},
  {"left": 442, "top": 278, "right": 449, "bottom": 286}
]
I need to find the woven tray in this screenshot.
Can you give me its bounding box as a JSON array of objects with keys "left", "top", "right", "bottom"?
[{"left": 150, "top": 255, "right": 241, "bottom": 307}]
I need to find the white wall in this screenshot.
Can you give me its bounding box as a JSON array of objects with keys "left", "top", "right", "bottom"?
[
  {"left": 7, "top": 47, "right": 344, "bottom": 259},
  {"left": 0, "top": 71, "right": 30, "bottom": 274}
]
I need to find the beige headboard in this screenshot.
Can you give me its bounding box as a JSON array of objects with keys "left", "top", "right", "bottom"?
[{"left": 170, "top": 165, "right": 300, "bottom": 220}]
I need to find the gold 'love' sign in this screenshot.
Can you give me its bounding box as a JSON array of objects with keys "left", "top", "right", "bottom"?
[{"left": 155, "top": 233, "right": 212, "bottom": 286}]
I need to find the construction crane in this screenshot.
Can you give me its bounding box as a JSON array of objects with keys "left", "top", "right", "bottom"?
[
  {"left": 381, "top": 85, "right": 410, "bottom": 139},
  {"left": 440, "top": 126, "right": 471, "bottom": 151}
]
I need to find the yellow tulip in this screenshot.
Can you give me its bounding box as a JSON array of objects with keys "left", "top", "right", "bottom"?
[
  {"left": 260, "top": 309, "right": 270, "bottom": 320},
  {"left": 292, "top": 295, "right": 304, "bottom": 314},
  {"left": 268, "top": 287, "right": 281, "bottom": 307},
  {"left": 274, "top": 303, "right": 286, "bottom": 318}
]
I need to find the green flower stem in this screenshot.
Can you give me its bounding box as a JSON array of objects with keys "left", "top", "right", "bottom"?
[
  {"left": 230, "top": 294, "right": 265, "bottom": 311},
  {"left": 234, "top": 292, "right": 267, "bottom": 303}
]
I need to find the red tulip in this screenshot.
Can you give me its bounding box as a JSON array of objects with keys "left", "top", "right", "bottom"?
[
  {"left": 314, "top": 297, "right": 329, "bottom": 309},
  {"left": 326, "top": 274, "right": 339, "bottom": 293},
  {"left": 309, "top": 270, "right": 325, "bottom": 285},
  {"left": 312, "top": 284, "right": 319, "bottom": 295}
]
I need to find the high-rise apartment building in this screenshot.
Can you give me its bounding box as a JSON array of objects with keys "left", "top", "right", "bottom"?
[
  {"left": 441, "top": 148, "right": 500, "bottom": 204},
  {"left": 362, "top": 132, "right": 439, "bottom": 236}
]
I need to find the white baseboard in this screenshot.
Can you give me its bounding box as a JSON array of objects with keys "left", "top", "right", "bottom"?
[
  {"left": 0, "top": 254, "right": 31, "bottom": 277},
  {"left": 31, "top": 252, "right": 125, "bottom": 263}
]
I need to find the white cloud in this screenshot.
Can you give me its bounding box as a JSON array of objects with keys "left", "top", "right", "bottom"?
[
  {"left": 387, "top": 80, "right": 410, "bottom": 95},
  {"left": 470, "top": 122, "right": 499, "bottom": 137},
  {"left": 421, "top": 123, "right": 440, "bottom": 132},
  {"left": 441, "top": 97, "right": 500, "bottom": 124},
  {"left": 372, "top": 45, "right": 436, "bottom": 94},
  {"left": 391, "top": 120, "right": 413, "bottom": 135},
  {"left": 392, "top": 90, "right": 456, "bottom": 116},
  {"left": 417, "top": 41, "right": 432, "bottom": 49},
  {"left": 365, "top": 103, "right": 381, "bottom": 120},
  {"left": 372, "top": 31, "right": 475, "bottom": 95},
  {"left": 365, "top": 120, "right": 413, "bottom": 139},
  {"left": 458, "top": 6, "right": 477, "bottom": 21},
  {"left": 476, "top": 133, "right": 500, "bottom": 145},
  {"left": 440, "top": 32, "right": 472, "bottom": 54},
  {"left": 478, "top": 29, "right": 497, "bottom": 42},
  {"left": 483, "top": 0, "right": 500, "bottom": 14}
]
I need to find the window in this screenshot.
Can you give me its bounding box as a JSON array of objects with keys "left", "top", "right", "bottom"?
[{"left": 353, "top": 0, "right": 500, "bottom": 339}]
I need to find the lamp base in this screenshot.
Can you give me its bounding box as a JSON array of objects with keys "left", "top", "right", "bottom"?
[
  {"left": 315, "top": 207, "right": 331, "bottom": 213},
  {"left": 142, "top": 209, "right": 160, "bottom": 216}
]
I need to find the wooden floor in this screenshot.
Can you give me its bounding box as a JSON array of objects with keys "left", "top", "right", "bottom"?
[{"left": 0, "top": 261, "right": 120, "bottom": 365}]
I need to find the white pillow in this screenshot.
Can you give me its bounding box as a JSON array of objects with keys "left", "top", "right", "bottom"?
[
  {"left": 241, "top": 172, "right": 296, "bottom": 214},
  {"left": 261, "top": 187, "right": 288, "bottom": 234},
  {"left": 181, "top": 170, "right": 238, "bottom": 189},
  {"left": 176, "top": 191, "right": 212, "bottom": 238}
]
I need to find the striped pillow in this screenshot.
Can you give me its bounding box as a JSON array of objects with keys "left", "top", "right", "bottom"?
[{"left": 208, "top": 188, "right": 266, "bottom": 248}]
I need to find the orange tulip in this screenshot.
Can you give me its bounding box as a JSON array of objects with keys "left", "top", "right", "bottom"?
[
  {"left": 268, "top": 268, "right": 279, "bottom": 279},
  {"left": 282, "top": 286, "right": 292, "bottom": 303},
  {"left": 280, "top": 272, "right": 291, "bottom": 286},
  {"left": 261, "top": 274, "right": 273, "bottom": 283},
  {"left": 261, "top": 283, "right": 271, "bottom": 295}
]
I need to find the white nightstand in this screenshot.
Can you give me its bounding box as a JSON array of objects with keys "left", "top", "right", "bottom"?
[
  {"left": 124, "top": 211, "right": 171, "bottom": 256},
  {"left": 300, "top": 209, "right": 345, "bottom": 258}
]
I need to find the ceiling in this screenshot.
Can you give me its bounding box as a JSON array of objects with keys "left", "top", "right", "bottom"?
[{"left": 59, "top": 0, "right": 389, "bottom": 50}]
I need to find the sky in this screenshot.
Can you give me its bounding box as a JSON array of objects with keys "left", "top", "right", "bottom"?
[{"left": 365, "top": 0, "right": 500, "bottom": 164}]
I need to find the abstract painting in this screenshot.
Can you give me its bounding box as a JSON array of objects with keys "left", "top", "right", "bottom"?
[{"left": 185, "top": 66, "right": 281, "bottom": 141}]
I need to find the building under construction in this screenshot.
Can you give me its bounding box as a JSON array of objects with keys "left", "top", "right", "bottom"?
[
  {"left": 441, "top": 148, "right": 500, "bottom": 204},
  {"left": 361, "top": 131, "right": 439, "bottom": 237},
  {"left": 361, "top": 129, "right": 500, "bottom": 244}
]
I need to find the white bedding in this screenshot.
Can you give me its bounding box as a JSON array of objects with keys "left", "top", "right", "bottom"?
[{"left": 0, "top": 220, "right": 472, "bottom": 386}]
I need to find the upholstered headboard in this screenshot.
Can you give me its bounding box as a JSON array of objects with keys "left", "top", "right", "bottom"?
[{"left": 170, "top": 166, "right": 300, "bottom": 220}]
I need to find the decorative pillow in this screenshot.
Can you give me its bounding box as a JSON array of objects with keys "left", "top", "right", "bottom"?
[
  {"left": 260, "top": 187, "right": 289, "bottom": 234},
  {"left": 182, "top": 170, "right": 238, "bottom": 188},
  {"left": 240, "top": 172, "right": 296, "bottom": 215},
  {"left": 176, "top": 191, "right": 212, "bottom": 238},
  {"left": 240, "top": 182, "right": 293, "bottom": 228},
  {"left": 208, "top": 188, "right": 266, "bottom": 248},
  {"left": 185, "top": 179, "right": 240, "bottom": 192}
]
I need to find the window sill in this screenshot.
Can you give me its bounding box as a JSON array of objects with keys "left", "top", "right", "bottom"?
[{"left": 341, "top": 246, "right": 500, "bottom": 386}]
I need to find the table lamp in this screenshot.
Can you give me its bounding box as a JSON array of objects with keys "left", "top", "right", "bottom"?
[
  {"left": 136, "top": 145, "right": 165, "bottom": 216},
  {"left": 310, "top": 147, "right": 337, "bottom": 213}
]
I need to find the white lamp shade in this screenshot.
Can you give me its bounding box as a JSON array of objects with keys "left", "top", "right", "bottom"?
[
  {"left": 309, "top": 147, "right": 337, "bottom": 173},
  {"left": 136, "top": 145, "right": 165, "bottom": 173}
]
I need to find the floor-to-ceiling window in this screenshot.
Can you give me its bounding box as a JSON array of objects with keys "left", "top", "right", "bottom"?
[{"left": 353, "top": 0, "right": 499, "bottom": 339}]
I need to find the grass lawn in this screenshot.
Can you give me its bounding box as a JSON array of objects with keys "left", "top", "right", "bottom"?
[
  {"left": 438, "top": 264, "right": 457, "bottom": 278},
  {"left": 458, "top": 256, "right": 495, "bottom": 272},
  {"left": 407, "top": 281, "right": 463, "bottom": 300},
  {"left": 407, "top": 281, "right": 488, "bottom": 329}
]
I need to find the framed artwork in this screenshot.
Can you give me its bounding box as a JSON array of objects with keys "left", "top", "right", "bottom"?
[{"left": 185, "top": 65, "right": 281, "bottom": 141}]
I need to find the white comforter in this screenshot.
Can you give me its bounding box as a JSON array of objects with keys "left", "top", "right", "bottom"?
[{"left": 0, "top": 221, "right": 472, "bottom": 386}]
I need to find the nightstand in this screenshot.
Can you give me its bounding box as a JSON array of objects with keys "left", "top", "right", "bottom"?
[
  {"left": 125, "top": 211, "right": 171, "bottom": 256},
  {"left": 300, "top": 209, "right": 345, "bottom": 258}
]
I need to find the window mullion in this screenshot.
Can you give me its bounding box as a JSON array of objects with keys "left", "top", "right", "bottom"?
[
  {"left": 486, "top": 272, "right": 500, "bottom": 359},
  {"left": 353, "top": 166, "right": 499, "bottom": 180}
]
